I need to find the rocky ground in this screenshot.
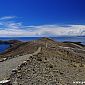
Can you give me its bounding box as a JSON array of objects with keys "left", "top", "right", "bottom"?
[{"left": 0, "top": 37, "right": 85, "bottom": 85}]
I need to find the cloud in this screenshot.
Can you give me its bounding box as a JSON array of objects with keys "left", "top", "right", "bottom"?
[
  {"left": 0, "top": 16, "right": 85, "bottom": 37},
  {"left": 0, "top": 24, "right": 85, "bottom": 37},
  {"left": 0, "top": 16, "right": 16, "bottom": 20}
]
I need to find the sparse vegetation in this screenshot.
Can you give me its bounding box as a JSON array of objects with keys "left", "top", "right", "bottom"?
[{"left": 0, "top": 37, "right": 85, "bottom": 85}]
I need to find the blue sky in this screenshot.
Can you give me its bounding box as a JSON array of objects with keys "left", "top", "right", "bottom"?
[{"left": 0, "top": 0, "right": 85, "bottom": 37}]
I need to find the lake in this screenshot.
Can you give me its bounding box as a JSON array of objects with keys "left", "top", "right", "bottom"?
[
  {"left": 0, "top": 44, "right": 10, "bottom": 53},
  {"left": 0, "top": 36, "right": 85, "bottom": 53}
]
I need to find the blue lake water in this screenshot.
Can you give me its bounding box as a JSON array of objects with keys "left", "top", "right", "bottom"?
[
  {"left": 0, "top": 36, "right": 85, "bottom": 52},
  {"left": 0, "top": 44, "right": 10, "bottom": 53}
]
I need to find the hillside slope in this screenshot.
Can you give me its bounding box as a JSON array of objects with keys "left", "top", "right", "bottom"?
[{"left": 7, "top": 37, "right": 85, "bottom": 85}]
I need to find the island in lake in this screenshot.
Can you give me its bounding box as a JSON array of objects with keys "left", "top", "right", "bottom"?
[{"left": 0, "top": 37, "right": 85, "bottom": 85}]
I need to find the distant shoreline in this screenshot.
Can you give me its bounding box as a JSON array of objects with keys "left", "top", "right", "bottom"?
[
  {"left": 0, "top": 36, "right": 84, "bottom": 45},
  {"left": 0, "top": 39, "right": 84, "bottom": 54}
]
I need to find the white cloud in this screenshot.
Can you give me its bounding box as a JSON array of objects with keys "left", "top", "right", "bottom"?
[
  {"left": 0, "top": 16, "right": 16, "bottom": 20},
  {"left": 0, "top": 23, "right": 85, "bottom": 37},
  {"left": 0, "top": 16, "right": 85, "bottom": 37}
]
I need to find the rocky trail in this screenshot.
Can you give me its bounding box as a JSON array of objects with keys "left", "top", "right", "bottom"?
[
  {"left": 0, "top": 47, "right": 41, "bottom": 81},
  {"left": 0, "top": 38, "right": 85, "bottom": 85}
]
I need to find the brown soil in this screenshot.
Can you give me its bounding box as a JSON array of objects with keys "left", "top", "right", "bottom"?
[{"left": 4, "top": 37, "right": 85, "bottom": 85}]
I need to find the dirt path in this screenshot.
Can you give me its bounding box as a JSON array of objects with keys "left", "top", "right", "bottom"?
[{"left": 0, "top": 47, "right": 41, "bottom": 81}]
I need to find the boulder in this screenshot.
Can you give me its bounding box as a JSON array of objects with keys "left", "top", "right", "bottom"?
[{"left": 0, "top": 80, "right": 12, "bottom": 85}]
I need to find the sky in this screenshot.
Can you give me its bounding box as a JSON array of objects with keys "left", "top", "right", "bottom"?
[{"left": 0, "top": 0, "right": 85, "bottom": 37}]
